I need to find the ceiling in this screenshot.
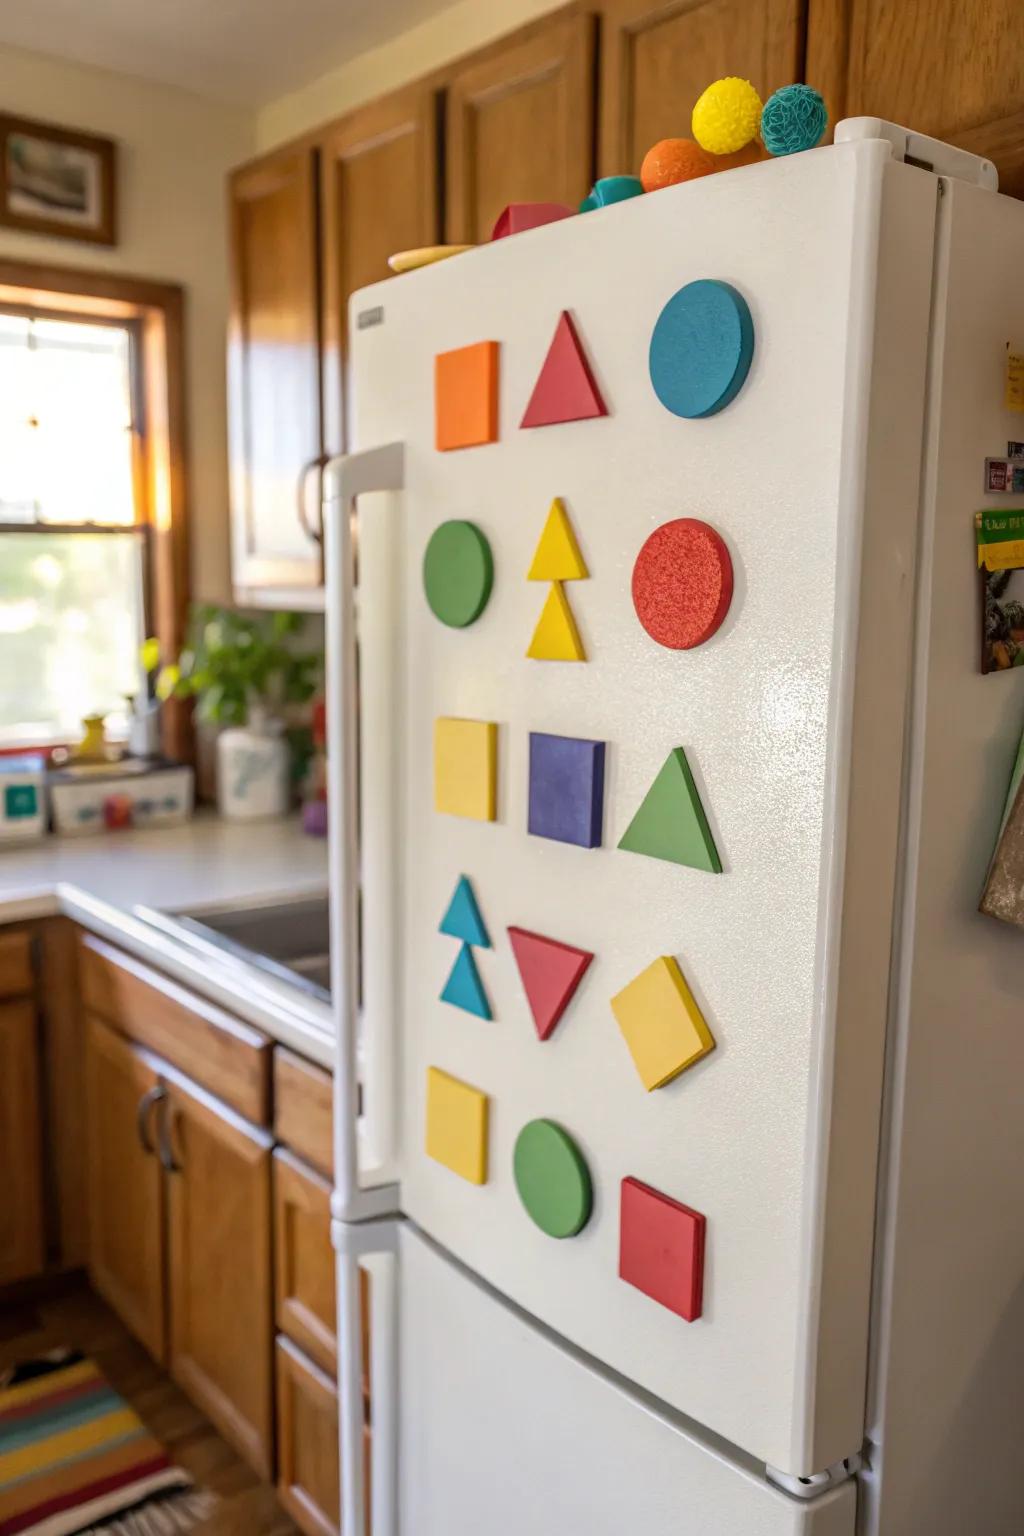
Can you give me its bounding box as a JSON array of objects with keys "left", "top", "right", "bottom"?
[{"left": 0, "top": 0, "right": 448, "bottom": 106}]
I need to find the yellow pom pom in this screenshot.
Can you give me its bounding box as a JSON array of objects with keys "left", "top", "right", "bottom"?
[{"left": 692, "top": 77, "right": 763, "bottom": 156}]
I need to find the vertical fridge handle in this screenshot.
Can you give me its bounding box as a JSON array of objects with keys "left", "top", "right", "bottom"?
[
  {"left": 333, "top": 1217, "right": 399, "bottom": 1536},
  {"left": 324, "top": 443, "right": 405, "bottom": 1224}
]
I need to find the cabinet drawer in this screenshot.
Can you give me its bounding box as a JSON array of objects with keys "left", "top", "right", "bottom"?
[
  {"left": 275, "top": 1336, "right": 346, "bottom": 1536},
  {"left": 273, "top": 1148, "right": 336, "bottom": 1374},
  {"left": 79, "top": 934, "right": 271, "bottom": 1124},
  {"left": 274, "top": 1048, "right": 333, "bottom": 1177},
  {"left": 0, "top": 929, "right": 34, "bottom": 999}
]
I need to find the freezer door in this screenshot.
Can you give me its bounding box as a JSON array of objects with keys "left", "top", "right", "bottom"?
[
  {"left": 336, "top": 140, "right": 939, "bottom": 1477},
  {"left": 390, "top": 1224, "right": 855, "bottom": 1536}
]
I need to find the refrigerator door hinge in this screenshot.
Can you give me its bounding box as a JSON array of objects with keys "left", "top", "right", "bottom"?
[
  {"left": 834, "top": 117, "right": 998, "bottom": 190},
  {"left": 766, "top": 1451, "right": 863, "bottom": 1501}
]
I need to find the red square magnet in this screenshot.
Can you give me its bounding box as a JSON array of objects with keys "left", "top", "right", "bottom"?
[{"left": 619, "top": 1176, "right": 706, "bottom": 1322}]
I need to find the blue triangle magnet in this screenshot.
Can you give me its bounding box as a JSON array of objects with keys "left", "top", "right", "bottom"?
[
  {"left": 439, "top": 875, "right": 491, "bottom": 947},
  {"left": 441, "top": 942, "right": 491, "bottom": 1019}
]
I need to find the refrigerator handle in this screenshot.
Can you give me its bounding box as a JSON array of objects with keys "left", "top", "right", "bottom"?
[
  {"left": 323, "top": 444, "right": 405, "bottom": 1224},
  {"left": 333, "top": 1217, "right": 400, "bottom": 1536}
]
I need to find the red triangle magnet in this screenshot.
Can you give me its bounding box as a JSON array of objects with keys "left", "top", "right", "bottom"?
[
  {"left": 507, "top": 926, "right": 594, "bottom": 1040},
  {"left": 520, "top": 312, "right": 607, "bottom": 429}
]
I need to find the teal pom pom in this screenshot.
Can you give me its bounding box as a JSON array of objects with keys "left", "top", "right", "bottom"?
[{"left": 761, "top": 84, "right": 828, "bottom": 157}]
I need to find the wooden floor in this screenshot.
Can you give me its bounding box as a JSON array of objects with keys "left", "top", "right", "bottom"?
[{"left": 0, "top": 1276, "right": 300, "bottom": 1536}]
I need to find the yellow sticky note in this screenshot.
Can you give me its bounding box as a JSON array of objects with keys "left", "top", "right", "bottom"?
[
  {"left": 1006, "top": 347, "right": 1024, "bottom": 413},
  {"left": 610, "top": 956, "right": 715, "bottom": 1092},
  {"left": 527, "top": 581, "right": 586, "bottom": 661},
  {"left": 434, "top": 717, "right": 497, "bottom": 820},
  {"left": 425, "top": 1066, "right": 488, "bottom": 1183}
]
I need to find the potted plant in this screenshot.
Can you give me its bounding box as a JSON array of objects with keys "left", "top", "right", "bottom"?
[{"left": 155, "top": 606, "right": 322, "bottom": 821}]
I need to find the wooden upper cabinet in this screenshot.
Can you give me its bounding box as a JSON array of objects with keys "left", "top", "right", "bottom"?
[
  {"left": 320, "top": 84, "right": 439, "bottom": 456},
  {"left": 0, "top": 1000, "right": 44, "bottom": 1286},
  {"left": 445, "top": 8, "right": 596, "bottom": 242},
  {"left": 228, "top": 146, "right": 324, "bottom": 599},
  {"left": 807, "top": 0, "right": 1024, "bottom": 196},
  {"left": 84, "top": 1015, "right": 166, "bottom": 1360},
  {"left": 166, "top": 1075, "right": 274, "bottom": 1478},
  {"left": 599, "top": 0, "right": 805, "bottom": 176}
]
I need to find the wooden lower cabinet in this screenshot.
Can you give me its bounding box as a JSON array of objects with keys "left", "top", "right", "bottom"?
[
  {"left": 166, "top": 1076, "right": 274, "bottom": 1478},
  {"left": 84, "top": 1015, "right": 166, "bottom": 1360},
  {"left": 273, "top": 1148, "right": 336, "bottom": 1374},
  {"left": 275, "top": 1336, "right": 343, "bottom": 1536},
  {"left": 0, "top": 999, "right": 45, "bottom": 1285}
]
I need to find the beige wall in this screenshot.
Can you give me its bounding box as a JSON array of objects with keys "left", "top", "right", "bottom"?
[
  {"left": 255, "top": 0, "right": 563, "bottom": 151},
  {"left": 0, "top": 44, "right": 254, "bottom": 603}
]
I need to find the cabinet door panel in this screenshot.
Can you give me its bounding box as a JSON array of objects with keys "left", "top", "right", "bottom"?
[
  {"left": 275, "top": 1336, "right": 342, "bottom": 1536},
  {"left": 446, "top": 10, "right": 596, "bottom": 243},
  {"left": 808, "top": 0, "right": 1024, "bottom": 196},
  {"left": 321, "top": 85, "right": 439, "bottom": 456},
  {"left": 84, "top": 1014, "right": 165, "bottom": 1359},
  {"left": 599, "top": 0, "right": 805, "bottom": 176},
  {"left": 0, "top": 1000, "right": 44, "bottom": 1285},
  {"left": 273, "top": 1149, "right": 336, "bottom": 1374},
  {"left": 228, "top": 146, "right": 323, "bottom": 596},
  {"left": 166, "top": 1078, "right": 274, "bottom": 1477}
]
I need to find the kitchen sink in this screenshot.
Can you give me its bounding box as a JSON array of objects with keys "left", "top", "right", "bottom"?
[{"left": 142, "top": 895, "right": 331, "bottom": 1000}]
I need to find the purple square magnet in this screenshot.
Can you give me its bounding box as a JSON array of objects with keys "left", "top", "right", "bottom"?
[{"left": 528, "top": 732, "right": 605, "bottom": 848}]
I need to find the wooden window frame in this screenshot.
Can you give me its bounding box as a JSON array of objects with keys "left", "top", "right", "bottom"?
[{"left": 0, "top": 258, "right": 191, "bottom": 762}]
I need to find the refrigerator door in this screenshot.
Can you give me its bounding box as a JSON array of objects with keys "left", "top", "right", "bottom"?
[
  {"left": 863, "top": 180, "right": 1024, "bottom": 1536},
  {"left": 332, "top": 138, "right": 940, "bottom": 1477},
  {"left": 342, "top": 1221, "right": 857, "bottom": 1536}
]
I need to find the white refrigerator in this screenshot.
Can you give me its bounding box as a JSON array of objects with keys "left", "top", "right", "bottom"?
[{"left": 324, "top": 119, "right": 1024, "bottom": 1536}]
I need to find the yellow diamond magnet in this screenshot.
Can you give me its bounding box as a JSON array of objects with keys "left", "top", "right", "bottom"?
[
  {"left": 610, "top": 955, "right": 715, "bottom": 1091},
  {"left": 425, "top": 1066, "right": 489, "bottom": 1183},
  {"left": 434, "top": 717, "right": 497, "bottom": 820}
]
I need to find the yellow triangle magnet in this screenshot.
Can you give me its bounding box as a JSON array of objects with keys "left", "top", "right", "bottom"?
[
  {"left": 527, "top": 581, "right": 586, "bottom": 661},
  {"left": 527, "top": 499, "right": 588, "bottom": 581}
]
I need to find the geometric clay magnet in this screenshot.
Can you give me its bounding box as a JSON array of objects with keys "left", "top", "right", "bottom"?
[
  {"left": 507, "top": 926, "right": 593, "bottom": 1040},
  {"left": 423, "top": 520, "right": 494, "bottom": 627},
  {"left": 619, "top": 1176, "right": 706, "bottom": 1321},
  {"left": 648, "top": 278, "right": 753, "bottom": 419},
  {"left": 632, "top": 518, "right": 733, "bottom": 649},
  {"left": 618, "top": 747, "right": 721, "bottom": 873}
]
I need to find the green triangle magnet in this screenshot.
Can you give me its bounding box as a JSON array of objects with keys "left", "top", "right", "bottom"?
[{"left": 618, "top": 748, "right": 722, "bottom": 873}]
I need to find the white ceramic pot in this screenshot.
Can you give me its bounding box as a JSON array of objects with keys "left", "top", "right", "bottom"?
[{"left": 216, "top": 711, "right": 290, "bottom": 821}]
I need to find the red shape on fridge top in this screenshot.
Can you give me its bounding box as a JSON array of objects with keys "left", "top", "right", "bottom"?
[
  {"left": 619, "top": 1177, "right": 706, "bottom": 1322},
  {"left": 507, "top": 927, "right": 593, "bottom": 1040},
  {"left": 520, "top": 312, "right": 607, "bottom": 429}
]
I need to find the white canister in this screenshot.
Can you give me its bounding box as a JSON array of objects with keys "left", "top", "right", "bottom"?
[{"left": 216, "top": 711, "right": 290, "bottom": 821}]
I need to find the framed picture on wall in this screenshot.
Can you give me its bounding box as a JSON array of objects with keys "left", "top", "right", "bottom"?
[{"left": 0, "top": 113, "right": 117, "bottom": 245}]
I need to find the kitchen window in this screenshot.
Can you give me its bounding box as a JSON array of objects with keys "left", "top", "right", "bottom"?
[{"left": 0, "top": 309, "right": 148, "bottom": 747}]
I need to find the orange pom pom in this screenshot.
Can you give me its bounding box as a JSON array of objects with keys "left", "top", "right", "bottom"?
[
  {"left": 711, "top": 140, "right": 766, "bottom": 171},
  {"left": 640, "top": 137, "right": 716, "bottom": 192}
]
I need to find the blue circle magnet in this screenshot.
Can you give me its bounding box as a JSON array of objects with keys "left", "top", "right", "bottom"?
[{"left": 649, "top": 279, "right": 754, "bottom": 418}]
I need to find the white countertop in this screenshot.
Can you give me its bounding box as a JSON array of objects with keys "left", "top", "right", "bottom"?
[{"left": 0, "top": 814, "right": 334, "bottom": 1067}]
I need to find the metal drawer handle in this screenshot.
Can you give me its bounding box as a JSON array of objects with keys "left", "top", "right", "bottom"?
[
  {"left": 155, "top": 1091, "right": 181, "bottom": 1174},
  {"left": 136, "top": 1083, "right": 166, "bottom": 1157},
  {"left": 297, "top": 454, "right": 330, "bottom": 545}
]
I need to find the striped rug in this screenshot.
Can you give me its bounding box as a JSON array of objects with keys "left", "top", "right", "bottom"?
[{"left": 0, "top": 1351, "right": 214, "bottom": 1536}]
